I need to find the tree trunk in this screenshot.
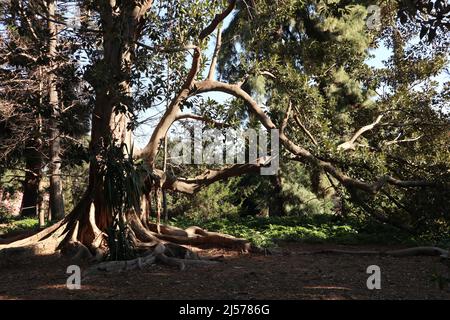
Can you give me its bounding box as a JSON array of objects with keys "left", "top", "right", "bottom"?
[
  {"left": 269, "top": 174, "right": 285, "bottom": 216},
  {"left": 162, "top": 134, "right": 168, "bottom": 221},
  {"left": 0, "top": 1, "right": 252, "bottom": 262},
  {"left": 38, "top": 192, "right": 46, "bottom": 227},
  {"left": 310, "top": 167, "right": 332, "bottom": 199},
  {"left": 20, "top": 146, "right": 42, "bottom": 217},
  {"left": 47, "top": 0, "right": 65, "bottom": 220}
]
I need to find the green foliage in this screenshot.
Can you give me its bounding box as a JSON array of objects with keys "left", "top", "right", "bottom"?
[
  {"left": 280, "top": 162, "right": 335, "bottom": 216},
  {"left": 169, "top": 178, "right": 241, "bottom": 219},
  {"left": 62, "top": 162, "right": 89, "bottom": 214},
  {"left": 1, "top": 0, "right": 448, "bottom": 249},
  {"left": 171, "top": 214, "right": 449, "bottom": 249},
  {"left": 106, "top": 216, "right": 136, "bottom": 261},
  {"left": 215, "top": 0, "right": 450, "bottom": 235},
  {"left": 100, "top": 142, "right": 143, "bottom": 216},
  {"left": 98, "top": 139, "right": 146, "bottom": 261},
  {"left": 0, "top": 218, "right": 39, "bottom": 236},
  {"left": 0, "top": 169, "right": 24, "bottom": 197}
]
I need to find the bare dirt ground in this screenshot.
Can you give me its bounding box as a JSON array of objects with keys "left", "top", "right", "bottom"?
[{"left": 0, "top": 242, "right": 449, "bottom": 300}]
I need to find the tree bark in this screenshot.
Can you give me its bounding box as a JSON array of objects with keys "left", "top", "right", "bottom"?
[
  {"left": 269, "top": 174, "right": 285, "bottom": 216},
  {"left": 47, "top": 0, "right": 65, "bottom": 220},
  {"left": 20, "top": 146, "right": 42, "bottom": 217}
]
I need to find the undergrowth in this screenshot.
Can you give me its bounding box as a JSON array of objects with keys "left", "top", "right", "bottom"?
[{"left": 171, "top": 214, "right": 450, "bottom": 249}]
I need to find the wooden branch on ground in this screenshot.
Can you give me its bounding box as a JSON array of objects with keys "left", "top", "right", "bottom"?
[{"left": 297, "top": 246, "right": 449, "bottom": 258}]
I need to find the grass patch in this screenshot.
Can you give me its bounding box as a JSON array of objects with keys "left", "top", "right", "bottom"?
[{"left": 0, "top": 217, "right": 40, "bottom": 236}]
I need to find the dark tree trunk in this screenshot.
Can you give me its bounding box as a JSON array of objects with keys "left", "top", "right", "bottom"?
[
  {"left": 49, "top": 133, "right": 65, "bottom": 220},
  {"left": 20, "top": 147, "right": 42, "bottom": 217},
  {"left": 310, "top": 167, "right": 332, "bottom": 199},
  {"left": 48, "top": 0, "right": 65, "bottom": 220},
  {"left": 269, "top": 174, "right": 285, "bottom": 216}
]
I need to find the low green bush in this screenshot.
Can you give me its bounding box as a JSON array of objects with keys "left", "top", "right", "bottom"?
[
  {"left": 170, "top": 214, "right": 450, "bottom": 248},
  {"left": 0, "top": 218, "right": 40, "bottom": 235}
]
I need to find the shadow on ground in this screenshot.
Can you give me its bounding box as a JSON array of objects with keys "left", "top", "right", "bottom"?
[{"left": 0, "top": 243, "right": 449, "bottom": 300}]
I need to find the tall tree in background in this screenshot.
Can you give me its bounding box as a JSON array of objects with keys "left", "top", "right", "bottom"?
[
  {"left": 0, "top": 0, "right": 48, "bottom": 218},
  {"left": 47, "top": 0, "right": 65, "bottom": 220},
  {"left": 0, "top": 0, "right": 90, "bottom": 220}
]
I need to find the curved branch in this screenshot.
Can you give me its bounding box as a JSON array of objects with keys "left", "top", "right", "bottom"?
[
  {"left": 384, "top": 135, "right": 423, "bottom": 146},
  {"left": 337, "top": 115, "right": 384, "bottom": 151},
  {"left": 135, "top": 41, "right": 198, "bottom": 53},
  {"left": 194, "top": 80, "right": 437, "bottom": 194},
  {"left": 134, "top": 46, "right": 201, "bottom": 163},
  {"left": 199, "top": 0, "right": 237, "bottom": 41},
  {"left": 135, "top": 1, "right": 237, "bottom": 165},
  {"left": 175, "top": 113, "right": 227, "bottom": 128},
  {"left": 159, "top": 157, "right": 273, "bottom": 194},
  {"left": 280, "top": 100, "right": 292, "bottom": 133},
  {"left": 291, "top": 104, "right": 318, "bottom": 146}
]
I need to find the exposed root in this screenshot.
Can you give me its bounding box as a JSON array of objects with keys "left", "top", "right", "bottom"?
[
  {"left": 0, "top": 221, "right": 68, "bottom": 264},
  {"left": 72, "top": 243, "right": 94, "bottom": 261},
  {"left": 297, "top": 246, "right": 449, "bottom": 258},
  {"left": 146, "top": 222, "right": 252, "bottom": 251},
  {"left": 157, "top": 253, "right": 219, "bottom": 270},
  {"left": 0, "top": 218, "right": 66, "bottom": 249},
  {"left": 127, "top": 213, "right": 161, "bottom": 245},
  {"left": 0, "top": 229, "right": 41, "bottom": 245},
  {"left": 386, "top": 247, "right": 449, "bottom": 258},
  {"left": 84, "top": 252, "right": 157, "bottom": 276},
  {"left": 0, "top": 208, "right": 252, "bottom": 269},
  {"left": 83, "top": 242, "right": 219, "bottom": 276}
]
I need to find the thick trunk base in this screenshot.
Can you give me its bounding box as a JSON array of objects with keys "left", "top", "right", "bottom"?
[{"left": 0, "top": 194, "right": 253, "bottom": 269}]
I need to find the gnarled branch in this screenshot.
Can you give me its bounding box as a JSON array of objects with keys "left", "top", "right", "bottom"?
[
  {"left": 158, "top": 157, "right": 273, "bottom": 194},
  {"left": 337, "top": 115, "right": 384, "bottom": 151},
  {"left": 193, "top": 80, "right": 437, "bottom": 195},
  {"left": 175, "top": 113, "right": 227, "bottom": 128}
]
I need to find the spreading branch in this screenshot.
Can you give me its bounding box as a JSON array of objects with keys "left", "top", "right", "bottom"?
[
  {"left": 135, "top": 0, "right": 238, "bottom": 164},
  {"left": 134, "top": 0, "right": 437, "bottom": 198},
  {"left": 207, "top": 26, "right": 222, "bottom": 80},
  {"left": 135, "top": 41, "right": 198, "bottom": 53},
  {"left": 199, "top": 0, "right": 237, "bottom": 41},
  {"left": 193, "top": 80, "right": 437, "bottom": 195},
  {"left": 159, "top": 157, "right": 273, "bottom": 194},
  {"left": 291, "top": 104, "right": 318, "bottom": 146},
  {"left": 175, "top": 113, "right": 227, "bottom": 128},
  {"left": 337, "top": 115, "right": 384, "bottom": 151},
  {"left": 384, "top": 135, "right": 423, "bottom": 146}
]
